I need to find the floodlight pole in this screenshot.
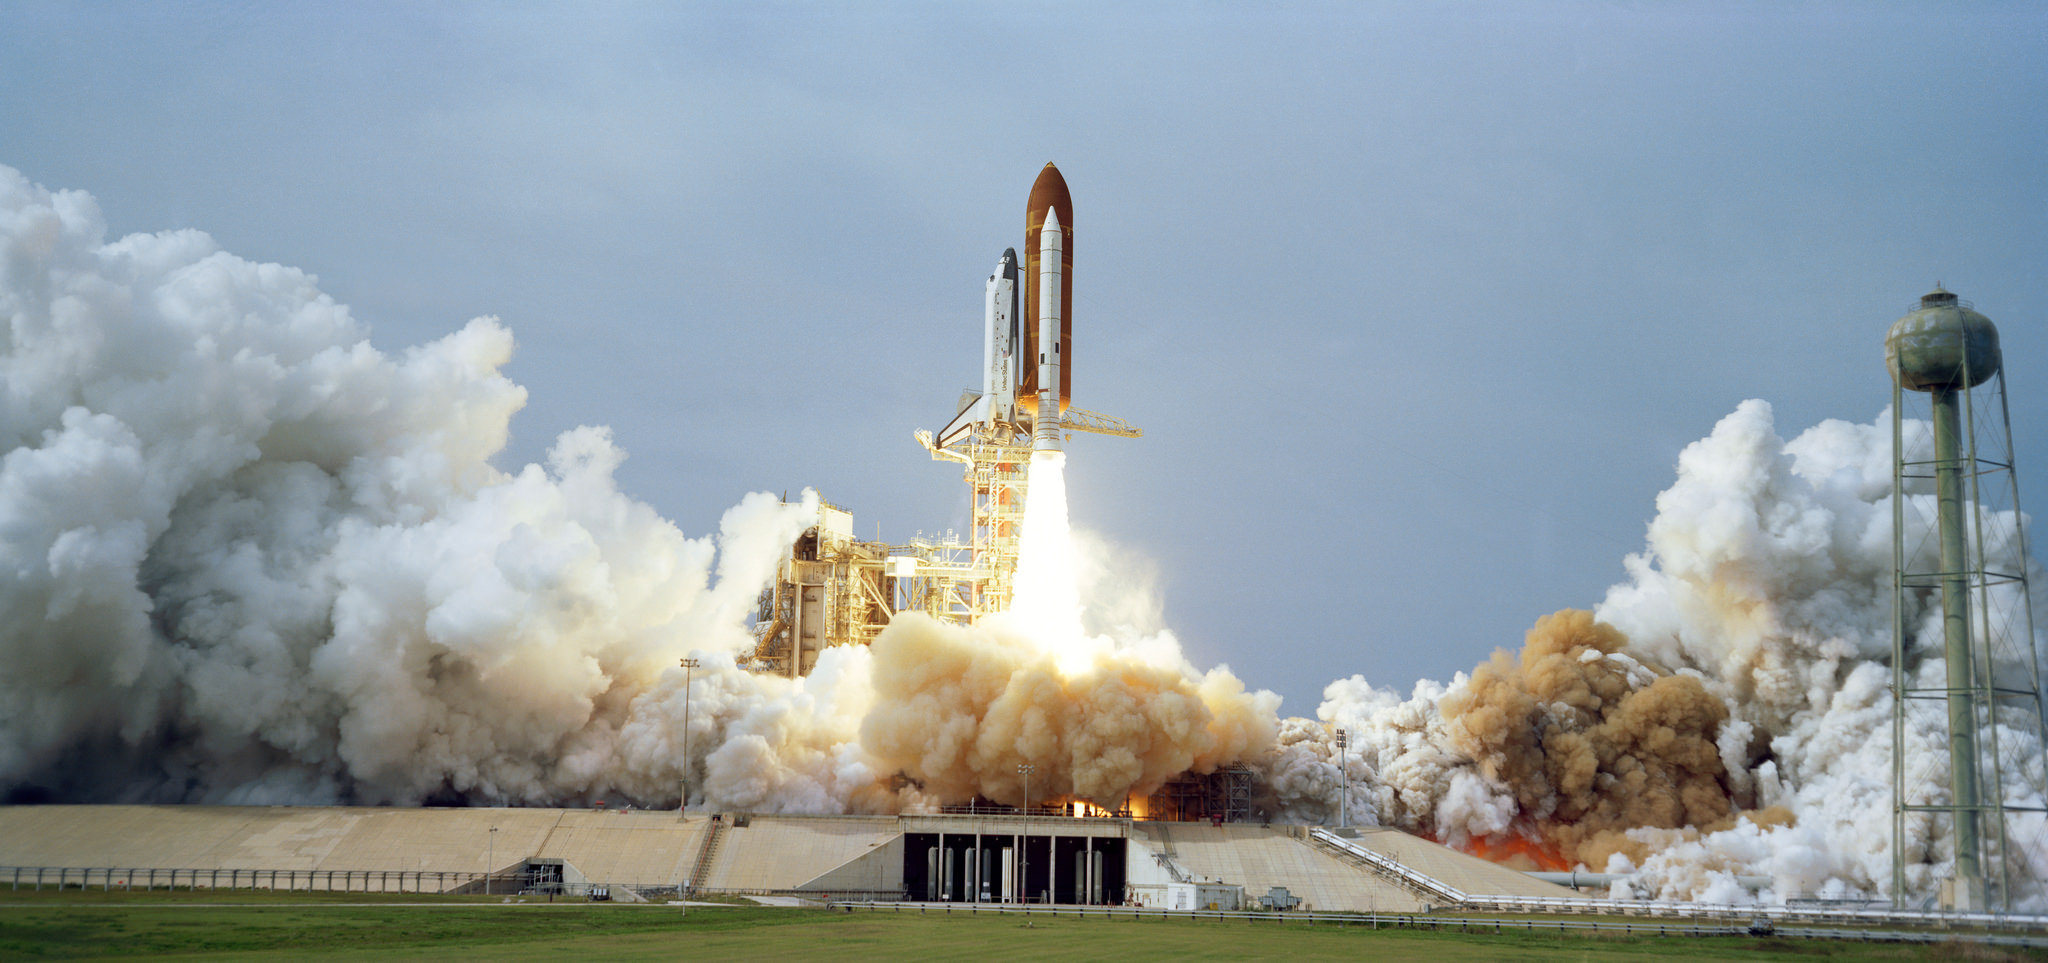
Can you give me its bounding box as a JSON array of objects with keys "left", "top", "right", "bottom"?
[
  {"left": 680, "top": 657, "right": 700, "bottom": 813},
  {"left": 1018, "top": 763, "right": 1035, "bottom": 904},
  {"left": 487, "top": 826, "right": 497, "bottom": 896},
  {"left": 1335, "top": 729, "right": 1350, "bottom": 830}
]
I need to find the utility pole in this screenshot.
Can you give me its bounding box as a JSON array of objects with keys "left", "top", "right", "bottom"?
[
  {"left": 680, "top": 657, "right": 700, "bottom": 813},
  {"left": 1017, "top": 763, "right": 1035, "bottom": 904},
  {"left": 1335, "top": 728, "right": 1349, "bottom": 830}
]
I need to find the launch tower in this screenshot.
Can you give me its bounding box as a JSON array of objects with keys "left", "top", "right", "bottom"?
[
  {"left": 1887, "top": 287, "right": 2048, "bottom": 912},
  {"left": 750, "top": 165, "right": 1137, "bottom": 675},
  {"left": 917, "top": 163, "right": 1139, "bottom": 619}
]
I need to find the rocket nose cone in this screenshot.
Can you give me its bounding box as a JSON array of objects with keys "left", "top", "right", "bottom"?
[
  {"left": 1027, "top": 163, "right": 1072, "bottom": 228},
  {"left": 1031, "top": 163, "right": 1067, "bottom": 194}
]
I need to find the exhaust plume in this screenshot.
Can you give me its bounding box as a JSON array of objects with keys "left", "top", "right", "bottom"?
[
  {"left": 1441, "top": 609, "right": 1737, "bottom": 870},
  {"left": 860, "top": 612, "right": 1277, "bottom": 807}
]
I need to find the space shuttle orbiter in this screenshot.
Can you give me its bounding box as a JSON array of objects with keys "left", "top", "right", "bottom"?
[{"left": 930, "top": 163, "right": 1134, "bottom": 452}]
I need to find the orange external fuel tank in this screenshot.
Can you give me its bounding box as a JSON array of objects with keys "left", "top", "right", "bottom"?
[{"left": 1022, "top": 162, "right": 1072, "bottom": 416}]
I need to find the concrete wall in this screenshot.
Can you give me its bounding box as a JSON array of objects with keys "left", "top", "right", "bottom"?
[{"left": 0, "top": 806, "right": 701, "bottom": 888}]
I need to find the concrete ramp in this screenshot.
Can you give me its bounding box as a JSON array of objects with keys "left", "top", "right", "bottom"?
[
  {"left": 792, "top": 835, "right": 905, "bottom": 896},
  {"left": 1130, "top": 823, "right": 1428, "bottom": 913},
  {"left": 703, "top": 815, "right": 900, "bottom": 892},
  {"left": 0, "top": 806, "right": 687, "bottom": 881},
  {"left": 309, "top": 808, "right": 560, "bottom": 875},
  {"left": 533, "top": 811, "right": 707, "bottom": 887}
]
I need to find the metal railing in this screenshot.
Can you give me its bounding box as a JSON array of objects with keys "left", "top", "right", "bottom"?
[
  {"left": 829, "top": 899, "right": 2048, "bottom": 947},
  {"left": 1305, "top": 829, "right": 2048, "bottom": 933},
  {"left": 4, "top": 866, "right": 499, "bottom": 894},
  {"left": 0, "top": 865, "right": 900, "bottom": 904},
  {"left": 14, "top": 844, "right": 2048, "bottom": 938}
]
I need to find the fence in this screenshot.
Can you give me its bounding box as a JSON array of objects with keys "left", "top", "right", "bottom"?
[
  {"left": 14, "top": 841, "right": 2048, "bottom": 940},
  {"left": 5, "top": 866, "right": 501, "bottom": 894},
  {"left": 1304, "top": 828, "right": 2048, "bottom": 934},
  {"left": 0, "top": 865, "right": 899, "bottom": 903},
  {"left": 829, "top": 899, "right": 2048, "bottom": 948}
]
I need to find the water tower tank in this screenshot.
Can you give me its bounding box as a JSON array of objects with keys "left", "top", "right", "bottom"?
[{"left": 1886, "top": 287, "right": 2001, "bottom": 392}]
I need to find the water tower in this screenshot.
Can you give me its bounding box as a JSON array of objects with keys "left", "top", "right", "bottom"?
[{"left": 1887, "top": 287, "right": 2047, "bottom": 912}]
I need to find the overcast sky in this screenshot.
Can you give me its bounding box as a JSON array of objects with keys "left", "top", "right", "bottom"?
[{"left": 4, "top": 1, "right": 2042, "bottom": 714}]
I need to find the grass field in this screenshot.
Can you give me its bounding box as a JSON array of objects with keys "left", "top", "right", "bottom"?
[{"left": 2, "top": 890, "right": 2043, "bottom": 962}]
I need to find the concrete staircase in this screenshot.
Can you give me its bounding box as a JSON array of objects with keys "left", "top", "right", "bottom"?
[
  {"left": 684, "top": 817, "right": 724, "bottom": 896},
  {"left": 1150, "top": 823, "right": 1192, "bottom": 883}
]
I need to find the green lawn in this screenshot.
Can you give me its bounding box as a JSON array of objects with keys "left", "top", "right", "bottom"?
[{"left": 1, "top": 891, "right": 2040, "bottom": 962}]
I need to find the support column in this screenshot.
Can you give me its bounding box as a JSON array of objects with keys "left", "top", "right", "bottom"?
[
  {"left": 1933, "top": 387, "right": 1984, "bottom": 887},
  {"left": 1084, "top": 837, "right": 1094, "bottom": 905},
  {"left": 1044, "top": 836, "right": 1053, "bottom": 905}
]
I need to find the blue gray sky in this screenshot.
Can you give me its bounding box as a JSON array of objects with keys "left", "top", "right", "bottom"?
[{"left": 3, "top": 1, "right": 2042, "bottom": 714}]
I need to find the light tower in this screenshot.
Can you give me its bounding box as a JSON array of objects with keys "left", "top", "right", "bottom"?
[
  {"left": 1334, "top": 728, "right": 1350, "bottom": 831},
  {"left": 1888, "top": 287, "right": 2047, "bottom": 912}
]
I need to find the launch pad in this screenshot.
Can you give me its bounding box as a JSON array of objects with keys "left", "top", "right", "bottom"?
[{"left": 0, "top": 804, "right": 1566, "bottom": 911}]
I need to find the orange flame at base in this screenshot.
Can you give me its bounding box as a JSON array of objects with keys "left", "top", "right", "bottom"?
[{"left": 1442, "top": 831, "right": 1573, "bottom": 872}]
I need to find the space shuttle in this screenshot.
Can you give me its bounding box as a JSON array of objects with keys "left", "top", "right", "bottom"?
[{"left": 930, "top": 163, "right": 1135, "bottom": 452}]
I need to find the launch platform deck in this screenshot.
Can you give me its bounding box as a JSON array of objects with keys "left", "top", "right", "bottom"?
[{"left": 0, "top": 805, "right": 1571, "bottom": 910}]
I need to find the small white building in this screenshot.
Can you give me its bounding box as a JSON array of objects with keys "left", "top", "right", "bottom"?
[{"left": 1165, "top": 882, "right": 1243, "bottom": 911}]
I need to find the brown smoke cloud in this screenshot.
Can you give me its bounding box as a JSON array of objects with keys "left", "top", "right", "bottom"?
[
  {"left": 859, "top": 613, "right": 1277, "bottom": 807},
  {"left": 1441, "top": 609, "right": 1738, "bottom": 868}
]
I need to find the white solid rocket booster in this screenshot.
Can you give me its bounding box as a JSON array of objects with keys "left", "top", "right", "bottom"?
[{"left": 1031, "top": 207, "right": 1064, "bottom": 454}]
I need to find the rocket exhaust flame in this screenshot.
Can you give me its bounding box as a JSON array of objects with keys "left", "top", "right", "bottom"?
[{"left": 1007, "top": 452, "right": 1096, "bottom": 676}]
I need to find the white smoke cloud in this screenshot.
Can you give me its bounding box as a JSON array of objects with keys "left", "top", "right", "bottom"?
[
  {"left": 0, "top": 165, "right": 1277, "bottom": 817},
  {"left": 1297, "top": 398, "right": 2048, "bottom": 906},
  {"left": 0, "top": 164, "right": 836, "bottom": 806}
]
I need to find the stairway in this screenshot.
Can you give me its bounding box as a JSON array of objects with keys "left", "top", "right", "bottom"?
[
  {"left": 684, "top": 817, "right": 725, "bottom": 897},
  {"left": 1148, "top": 823, "right": 1192, "bottom": 883}
]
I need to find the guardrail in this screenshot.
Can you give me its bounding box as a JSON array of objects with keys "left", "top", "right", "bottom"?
[
  {"left": 12, "top": 851, "right": 2048, "bottom": 939},
  {"left": 1305, "top": 829, "right": 2048, "bottom": 933},
  {"left": 827, "top": 899, "right": 2048, "bottom": 947},
  {"left": 4, "top": 866, "right": 500, "bottom": 894},
  {"left": 0, "top": 865, "right": 889, "bottom": 903}
]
